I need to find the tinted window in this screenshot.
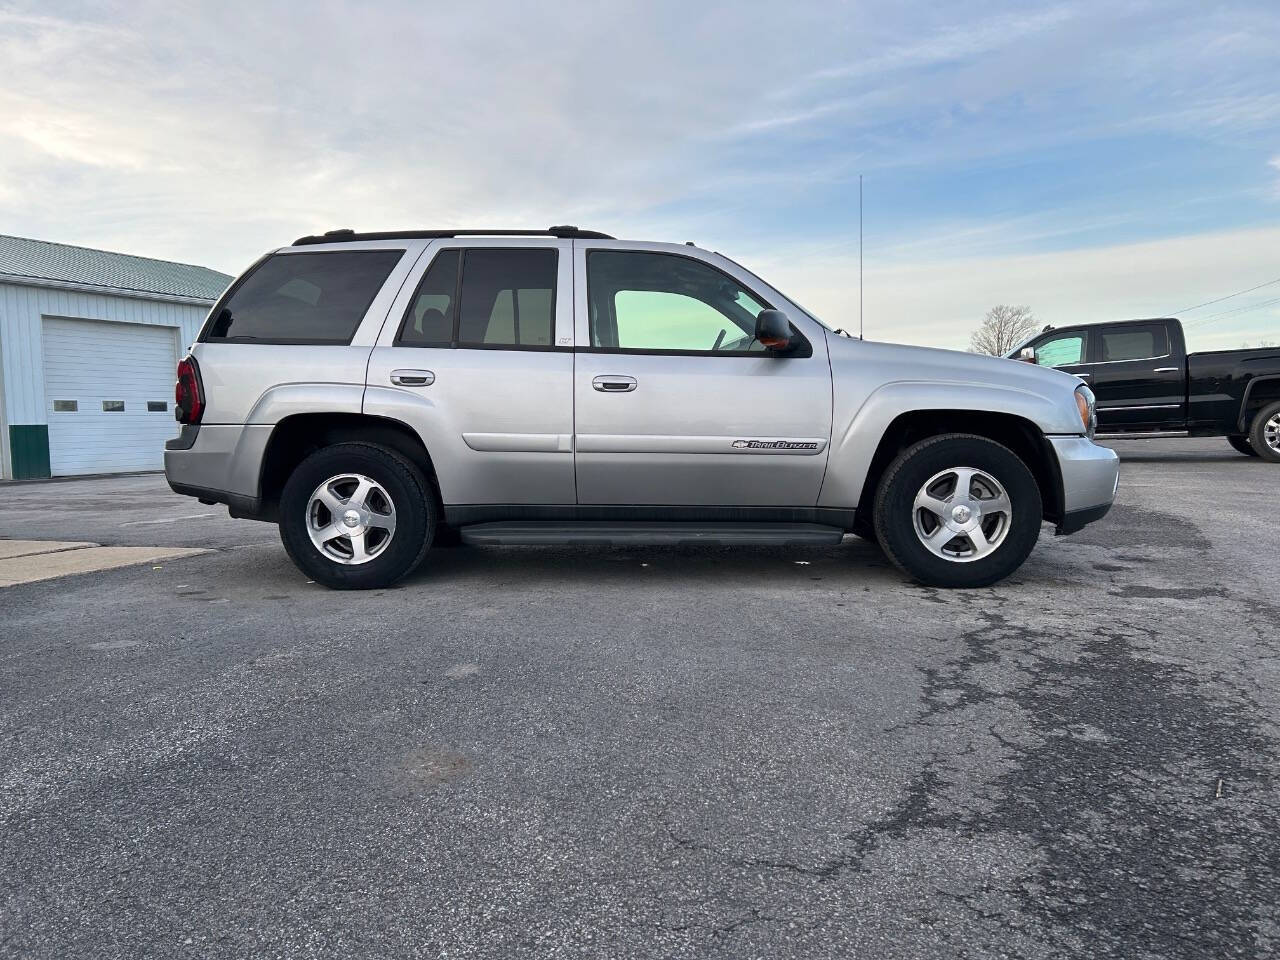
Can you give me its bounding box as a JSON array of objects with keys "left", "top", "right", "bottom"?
[
  {"left": 587, "top": 251, "right": 768, "bottom": 352},
  {"left": 399, "top": 250, "right": 459, "bottom": 346},
  {"left": 1035, "top": 333, "right": 1085, "bottom": 367},
  {"left": 1100, "top": 325, "right": 1167, "bottom": 362},
  {"left": 456, "top": 249, "right": 556, "bottom": 347},
  {"left": 205, "top": 250, "right": 402, "bottom": 343}
]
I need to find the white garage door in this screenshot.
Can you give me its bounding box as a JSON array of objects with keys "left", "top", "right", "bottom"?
[{"left": 43, "top": 317, "right": 180, "bottom": 475}]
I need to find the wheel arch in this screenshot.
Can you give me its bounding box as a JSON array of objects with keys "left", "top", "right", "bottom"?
[
  {"left": 848, "top": 410, "right": 1064, "bottom": 526},
  {"left": 257, "top": 413, "right": 441, "bottom": 521},
  {"left": 1238, "top": 376, "right": 1280, "bottom": 432}
]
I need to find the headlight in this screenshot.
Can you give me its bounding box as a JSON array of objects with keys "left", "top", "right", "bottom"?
[{"left": 1075, "top": 384, "right": 1096, "bottom": 438}]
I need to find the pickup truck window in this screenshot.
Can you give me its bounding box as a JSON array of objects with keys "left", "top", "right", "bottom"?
[
  {"left": 587, "top": 250, "right": 767, "bottom": 353},
  {"left": 1099, "top": 324, "right": 1168, "bottom": 362},
  {"left": 1035, "top": 333, "right": 1085, "bottom": 367}
]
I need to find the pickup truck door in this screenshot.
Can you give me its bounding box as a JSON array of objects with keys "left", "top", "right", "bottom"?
[
  {"left": 364, "top": 238, "right": 577, "bottom": 506},
  {"left": 571, "top": 244, "right": 832, "bottom": 507},
  {"left": 1086, "top": 322, "right": 1185, "bottom": 432}
]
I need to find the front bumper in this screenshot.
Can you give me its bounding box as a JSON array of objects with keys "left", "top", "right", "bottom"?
[{"left": 1049, "top": 435, "right": 1119, "bottom": 535}]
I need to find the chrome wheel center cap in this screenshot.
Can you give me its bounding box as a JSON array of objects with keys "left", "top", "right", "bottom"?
[
  {"left": 342, "top": 509, "right": 363, "bottom": 528},
  {"left": 951, "top": 504, "right": 973, "bottom": 524}
]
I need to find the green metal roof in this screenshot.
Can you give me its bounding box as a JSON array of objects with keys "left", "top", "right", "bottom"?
[{"left": 0, "top": 234, "right": 233, "bottom": 302}]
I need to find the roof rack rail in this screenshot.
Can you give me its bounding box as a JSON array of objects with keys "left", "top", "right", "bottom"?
[{"left": 292, "top": 225, "right": 614, "bottom": 246}]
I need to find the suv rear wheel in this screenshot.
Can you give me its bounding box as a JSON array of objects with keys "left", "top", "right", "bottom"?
[
  {"left": 873, "top": 434, "right": 1042, "bottom": 588},
  {"left": 279, "top": 442, "right": 436, "bottom": 589}
]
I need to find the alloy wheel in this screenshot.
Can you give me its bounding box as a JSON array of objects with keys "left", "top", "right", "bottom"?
[
  {"left": 912, "top": 466, "right": 1012, "bottom": 563},
  {"left": 1265, "top": 412, "right": 1280, "bottom": 454},
  {"left": 306, "top": 473, "right": 397, "bottom": 564}
]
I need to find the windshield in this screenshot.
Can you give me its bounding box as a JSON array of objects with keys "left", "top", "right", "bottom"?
[{"left": 712, "top": 252, "right": 839, "bottom": 334}]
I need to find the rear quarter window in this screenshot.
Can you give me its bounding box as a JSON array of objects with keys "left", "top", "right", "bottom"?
[{"left": 203, "top": 250, "right": 403, "bottom": 344}]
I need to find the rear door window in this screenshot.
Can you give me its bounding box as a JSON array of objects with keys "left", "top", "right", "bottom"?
[
  {"left": 399, "top": 250, "right": 459, "bottom": 346},
  {"left": 204, "top": 250, "right": 403, "bottom": 344},
  {"left": 1099, "top": 324, "right": 1169, "bottom": 362}
]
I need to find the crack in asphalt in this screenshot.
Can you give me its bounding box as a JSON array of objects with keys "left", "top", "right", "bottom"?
[{"left": 659, "top": 507, "right": 1280, "bottom": 957}]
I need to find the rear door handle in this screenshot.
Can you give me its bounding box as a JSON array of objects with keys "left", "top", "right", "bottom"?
[
  {"left": 391, "top": 369, "right": 435, "bottom": 387},
  {"left": 1074, "top": 372, "right": 1091, "bottom": 379},
  {"left": 1152, "top": 367, "right": 1179, "bottom": 373},
  {"left": 592, "top": 375, "right": 637, "bottom": 393}
]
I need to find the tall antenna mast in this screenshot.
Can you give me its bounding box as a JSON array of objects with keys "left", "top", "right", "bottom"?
[{"left": 859, "top": 173, "right": 864, "bottom": 340}]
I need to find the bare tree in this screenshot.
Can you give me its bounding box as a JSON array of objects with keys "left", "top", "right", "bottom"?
[{"left": 970, "top": 305, "right": 1039, "bottom": 356}]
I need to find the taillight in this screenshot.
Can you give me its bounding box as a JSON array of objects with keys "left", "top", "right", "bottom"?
[{"left": 175, "top": 355, "right": 204, "bottom": 424}]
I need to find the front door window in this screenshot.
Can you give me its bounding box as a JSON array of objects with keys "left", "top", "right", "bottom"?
[
  {"left": 1035, "top": 333, "right": 1086, "bottom": 367},
  {"left": 587, "top": 251, "right": 771, "bottom": 353}
]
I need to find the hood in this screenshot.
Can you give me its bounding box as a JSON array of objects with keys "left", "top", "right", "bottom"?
[{"left": 826, "top": 333, "right": 1084, "bottom": 395}]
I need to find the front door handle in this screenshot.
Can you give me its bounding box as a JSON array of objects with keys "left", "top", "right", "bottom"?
[
  {"left": 592, "top": 375, "right": 637, "bottom": 393},
  {"left": 1152, "top": 367, "right": 1179, "bottom": 373},
  {"left": 391, "top": 369, "right": 435, "bottom": 387},
  {"left": 1075, "top": 372, "right": 1091, "bottom": 379}
]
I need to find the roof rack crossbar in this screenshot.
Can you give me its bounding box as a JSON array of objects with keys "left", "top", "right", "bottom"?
[{"left": 292, "top": 225, "right": 613, "bottom": 245}]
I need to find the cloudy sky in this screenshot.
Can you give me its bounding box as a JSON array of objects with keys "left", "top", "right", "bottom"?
[{"left": 1, "top": 0, "right": 1277, "bottom": 349}]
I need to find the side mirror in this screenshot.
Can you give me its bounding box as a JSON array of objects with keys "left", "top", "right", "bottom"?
[
  {"left": 755, "top": 309, "right": 792, "bottom": 352},
  {"left": 1018, "top": 346, "right": 1038, "bottom": 364}
]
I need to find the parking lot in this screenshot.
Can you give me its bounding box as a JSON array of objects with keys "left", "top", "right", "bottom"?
[{"left": 1, "top": 438, "right": 1277, "bottom": 958}]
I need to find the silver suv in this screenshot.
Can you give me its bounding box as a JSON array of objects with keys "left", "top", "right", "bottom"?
[{"left": 165, "top": 226, "right": 1118, "bottom": 589}]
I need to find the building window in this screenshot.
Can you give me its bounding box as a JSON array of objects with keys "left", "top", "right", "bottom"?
[
  {"left": 53, "top": 400, "right": 79, "bottom": 412},
  {"left": 102, "top": 401, "right": 125, "bottom": 412},
  {"left": 147, "top": 401, "right": 168, "bottom": 412}
]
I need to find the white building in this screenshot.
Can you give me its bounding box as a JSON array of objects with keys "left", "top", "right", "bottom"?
[{"left": 0, "top": 235, "right": 232, "bottom": 479}]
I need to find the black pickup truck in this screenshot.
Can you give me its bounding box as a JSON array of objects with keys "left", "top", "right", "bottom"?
[{"left": 1009, "top": 317, "right": 1280, "bottom": 461}]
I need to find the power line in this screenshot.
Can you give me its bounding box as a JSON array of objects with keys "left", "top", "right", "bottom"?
[
  {"left": 1183, "top": 294, "right": 1280, "bottom": 328},
  {"left": 1173, "top": 276, "right": 1280, "bottom": 314}
]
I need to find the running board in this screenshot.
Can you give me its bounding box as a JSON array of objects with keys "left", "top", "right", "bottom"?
[
  {"left": 458, "top": 521, "right": 846, "bottom": 547},
  {"left": 1096, "top": 430, "right": 1190, "bottom": 440}
]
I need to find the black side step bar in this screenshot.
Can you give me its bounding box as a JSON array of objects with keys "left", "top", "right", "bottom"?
[{"left": 458, "top": 521, "right": 846, "bottom": 547}]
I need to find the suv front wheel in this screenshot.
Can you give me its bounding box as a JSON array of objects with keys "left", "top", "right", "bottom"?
[
  {"left": 279, "top": 442, "right": 436, "bottom": 589},
  {"left": 873, "top": 434, "right": 1042, "bottom": 588}
]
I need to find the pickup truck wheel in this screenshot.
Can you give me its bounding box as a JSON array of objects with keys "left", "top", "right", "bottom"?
[
  {"left": 1227, "top": 435, "right": 1259, "bottom": 458},
  {"left": 278, "top": 442, "right": 436, "bottom": 589},
  {"left": 874, "top": 434, "right": 1042, "bottom": 589},
  {"left": 1247, "top": 401, "right": 1280, "bottom": 463}
]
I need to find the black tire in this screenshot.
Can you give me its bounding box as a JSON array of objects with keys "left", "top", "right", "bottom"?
[
  {"left": 278, "top": 442, "right": 436, "bottom": 589},
  {"left": 850, "top": 515, "right": 878, "bottom": 543},
  {"left": 1227, "top": 434, "right": 1259, "bottom": 458},
  {"left": 1247, "top": 400, "right": 1280, "bottom": 463},
  {"left": 873, "top": 434, "right": 1042, "bottom": 589},
  {"left": 431, "top": 524, "right": 465, "bottom": 548}
]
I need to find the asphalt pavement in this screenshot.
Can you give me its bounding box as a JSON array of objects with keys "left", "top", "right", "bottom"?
[{"left": 1, "top": 438, "right": 1277, "bottom": 958}]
